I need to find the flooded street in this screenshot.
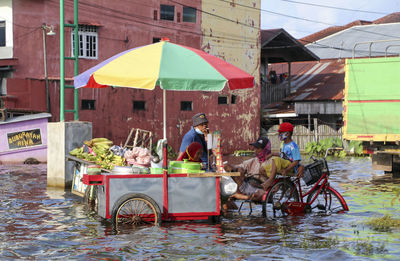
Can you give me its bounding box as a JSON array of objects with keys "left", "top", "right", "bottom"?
[{"left": 1, "top": 157, "right": 400, "bottom": 260}]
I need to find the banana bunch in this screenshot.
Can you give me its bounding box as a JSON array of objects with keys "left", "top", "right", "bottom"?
[
  {"left": 81, "top": 152, "right": 97, "bottom": 162},
  {"left": 84, "top": 137, "right": 113, "bottom": 149},
  {"left": 70, "top": 137, "right": 126, "bottom": 169},
  {"left": 112, "top": 155, "right": 125, "bottom": 166},
  {"left": 83, "top": 138, "right": 112, "bottom": 156},
  {"left": 94, "top": 151, "right": 126, "bottom": 170},
  {"left": 69, "top": 146, "right": 97, "bottom": 161},
  {"left": 69, "top": 147, "right": 84, "bottom": 156}
]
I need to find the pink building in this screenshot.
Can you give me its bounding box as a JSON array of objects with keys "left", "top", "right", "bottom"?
[{"left": 0, "top": 0, "right": 260, "bottom": 155}]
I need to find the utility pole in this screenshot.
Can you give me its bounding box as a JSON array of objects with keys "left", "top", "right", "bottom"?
[{"left": 42, "top": 24, "right": 55, "bottom": 114}]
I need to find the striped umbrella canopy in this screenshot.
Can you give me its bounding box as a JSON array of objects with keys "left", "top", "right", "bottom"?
[{"left": 74, "top": 39, "right": 254, "bottom": 139}]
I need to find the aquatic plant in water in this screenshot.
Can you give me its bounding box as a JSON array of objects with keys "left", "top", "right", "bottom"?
[
  {"left": 277, "top": 225, "right": 388, "bottom": 257},
  {"left": 365, "top": 214, "right": 400, "bottom": 232},
  {"left": 342, "top": 237, "right": 388, "bottom": 256},
  {"left": 277, "top": 225, "right": 339, "bottom": 249}
]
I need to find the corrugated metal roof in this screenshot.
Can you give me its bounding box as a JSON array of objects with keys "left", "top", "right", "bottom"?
[
  {"left": 306, "top": 23, "right": 400, "bottom": 59},
  {"left": 270, "top": 59, "right": 345, "bottom": 102},
  {"left": 0, "top": 113, "right": 51, "bottom": 125},
  {"left": 299, "top": 20, "right": 372, "bottom": 45},
  {"left": 299, "top": 12, "right": 400, "bottom": 46},
  {"left": 373, "top": 12, "right": 400, "bottom": 24}
]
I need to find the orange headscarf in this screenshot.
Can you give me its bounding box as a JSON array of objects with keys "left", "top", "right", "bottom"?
[{"left": 177, "top": 142, "right": 203, "bottom": 162}]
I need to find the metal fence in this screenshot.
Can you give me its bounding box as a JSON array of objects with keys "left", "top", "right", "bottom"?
[{"left": 266, "top": 124, "right": 343, "bottom": 152}]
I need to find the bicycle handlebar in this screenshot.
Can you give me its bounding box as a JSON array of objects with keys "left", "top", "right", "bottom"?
[{"left": 324, "top": 148, "right": 332, "bottom": 159}]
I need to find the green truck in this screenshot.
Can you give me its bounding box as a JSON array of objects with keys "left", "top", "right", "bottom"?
[{"left": 343, "top": 56, "right": 400, "bottom": 176}]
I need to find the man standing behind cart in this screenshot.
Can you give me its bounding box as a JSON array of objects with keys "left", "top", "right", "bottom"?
[{"left": 177, "top": 113, "right": 210, "bottom": 169}]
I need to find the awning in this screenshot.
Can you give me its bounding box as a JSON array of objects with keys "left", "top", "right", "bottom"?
[{"left": 261, "top": 29, "right": 319, "bottom": 63}]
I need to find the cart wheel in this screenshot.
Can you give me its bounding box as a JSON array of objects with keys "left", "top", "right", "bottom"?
[
  {"left": 208, "top": 215, "right": 221, "bottom": 224},
  {"left": 112, "top": 193, "right": 161, "bottom": 229},
  {"left": 83, "top": 186, "right": 98, "bottom": 211}
]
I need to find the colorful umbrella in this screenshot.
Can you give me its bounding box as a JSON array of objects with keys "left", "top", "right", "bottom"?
[{"left": 74, "top": 39, "right": 254, "bottom": 139}]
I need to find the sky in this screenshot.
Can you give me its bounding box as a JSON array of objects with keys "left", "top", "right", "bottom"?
[{"left": 260, "top": 0, "right": 400, "bottom": 39}]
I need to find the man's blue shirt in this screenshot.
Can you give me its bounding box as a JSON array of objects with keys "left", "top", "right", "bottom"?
[{"left": 179, "top": 127, "right": 208, "bottom": 165}]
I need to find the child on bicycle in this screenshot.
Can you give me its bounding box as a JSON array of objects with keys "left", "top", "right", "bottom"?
[{"left": 260, "top": 122, "right": 304, "bottom": 189}]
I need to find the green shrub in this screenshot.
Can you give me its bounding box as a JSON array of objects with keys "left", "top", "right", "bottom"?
[
  {"left": 348, "top": 140, "right": 363, "bottom": 156},
  {"left": 305, "top": 138, "right": 346, "bottom": 157}
]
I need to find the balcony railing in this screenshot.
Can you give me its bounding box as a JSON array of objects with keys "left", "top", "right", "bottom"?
[{"left": 260, "top": 81, "right": 290, "bottom": 104}]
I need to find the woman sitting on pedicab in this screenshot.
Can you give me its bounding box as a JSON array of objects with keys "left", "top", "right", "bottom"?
[
  {"left": 177, "top": 142, "right": 203, "bottom": 162},
  {"left": 223, "top": 137, "right": 272, "bottom": 210}
]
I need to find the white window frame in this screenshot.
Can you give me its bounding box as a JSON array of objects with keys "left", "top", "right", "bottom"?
[
  {"left": 0, "top": 0, "right": 13, "bottom": 58},
  {"left": 71, "top": 25, "right": 98, "bottom": 59}
]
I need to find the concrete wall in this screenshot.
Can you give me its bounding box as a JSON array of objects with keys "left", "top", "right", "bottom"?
[
  {"left": 47, "top": 121, "right": 92, "bottom": 188},
  {"left": 201, "top": 0, "right": 261, "bottom": 151}
]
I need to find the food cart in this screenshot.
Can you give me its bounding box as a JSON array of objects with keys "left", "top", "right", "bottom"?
[
  {"left": 71, "top": 39, "right": 253, "bottom": 228},
  {"left": 67, "top": 154, "right": 239, "bottom": 228}
]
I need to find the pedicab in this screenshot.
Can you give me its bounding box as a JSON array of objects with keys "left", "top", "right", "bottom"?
[{"left": 74, "top": 39, "right": 254, "bottom": 228}]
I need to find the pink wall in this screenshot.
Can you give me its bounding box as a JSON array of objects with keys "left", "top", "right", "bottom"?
[
  {"left": 12, "top": 0, "right": 202, "bottom": 79},
  {"left": 48, "top": 85, "right": 259, "bottom": 154},
  {"left": 4, "top": 79, "right": 46, "bottom": 111},
  {"left": 8, "top": 0, "right": 259, "bottom": 154}
]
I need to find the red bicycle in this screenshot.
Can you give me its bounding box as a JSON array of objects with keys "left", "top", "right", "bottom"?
[{"left": 261, "top": 149, "right": 349, "bottom": 219}]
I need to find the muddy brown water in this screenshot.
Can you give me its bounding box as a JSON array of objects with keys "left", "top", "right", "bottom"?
[{"left": 1, "top": 157, "right": 400, "bottom": 260}]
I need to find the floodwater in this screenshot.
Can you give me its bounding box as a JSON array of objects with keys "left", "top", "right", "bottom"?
[{"left": 1, "top": 157, "right": 400, "bottom": 260}]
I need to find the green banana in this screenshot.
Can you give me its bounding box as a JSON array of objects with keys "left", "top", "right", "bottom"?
[
  {"left": 91, "top": 138, "right": 111, "bottom": 143},
  {"left": 94, "top": 144, "right": 111, "bottom": 150},
  {"left": 93, "top": 142, "right": 113, "bottom": 148},
  {"left": 69, "top": 147, "right": 83, "bottom": 156}
]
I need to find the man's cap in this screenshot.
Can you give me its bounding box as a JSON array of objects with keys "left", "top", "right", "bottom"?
[
  {"left": 249, "top": 136, "right": 269, "bottom": 149},
  {"left": 278, "top": 122, "right": 294, "bottom": 133},
  {"left": 192, "top": 113, "right": 208, "bottom": 126}
]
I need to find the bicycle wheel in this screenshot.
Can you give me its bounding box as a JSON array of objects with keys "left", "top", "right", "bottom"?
[
  {"left": 262, "top": 179, "right": 299, "bottom": 218},
  {"left": 111, "top": 193, "right": 161, "bottom": 229},
  {"left": 306, "top": 185, "right": 348, "bottom": 213}
]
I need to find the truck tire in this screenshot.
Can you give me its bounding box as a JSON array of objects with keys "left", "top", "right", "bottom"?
[{"left": 392, "top": 162, "right": 400, "bottom": 178}]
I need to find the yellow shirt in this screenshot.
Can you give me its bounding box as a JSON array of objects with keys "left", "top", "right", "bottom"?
[{"left": 261, "top": 156, "right": 294, "bottom": 177}]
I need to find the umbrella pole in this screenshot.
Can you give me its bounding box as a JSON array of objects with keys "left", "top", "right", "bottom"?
[
  {"left": 161, "top": 87, "right": 168, "bottom": 167},
  {"left": 163, "top": 89, "right": 167, "bottom": 140},
  {"left": 161, "top": 88, "right": 169, "bottom": 218}
]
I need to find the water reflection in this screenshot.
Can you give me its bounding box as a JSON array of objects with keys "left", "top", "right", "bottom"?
[{"left": 0, "top": 158, "right": 399, "bottom": 260}]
